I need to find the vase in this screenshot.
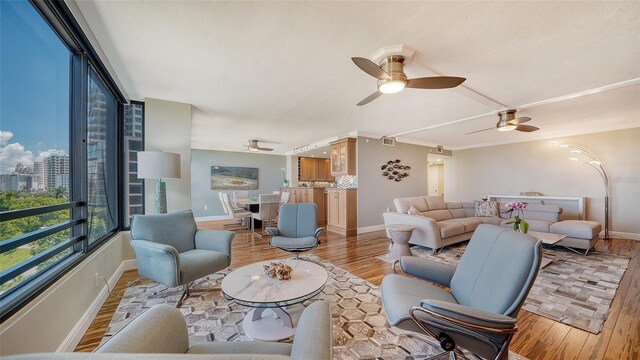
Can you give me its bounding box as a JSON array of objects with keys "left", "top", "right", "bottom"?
[{"left": 519, "top": 220, "right": 529, "bottom": 234}]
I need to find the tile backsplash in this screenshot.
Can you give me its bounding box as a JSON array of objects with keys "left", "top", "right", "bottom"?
[
  {"left": 336, "top": 175, "right": 358, "bottom": 189},
  {"left": 298, "top": 181, "right": 335, "bottom": 188}
]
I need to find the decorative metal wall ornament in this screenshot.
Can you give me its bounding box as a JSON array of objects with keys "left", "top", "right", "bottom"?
[{"left": 381, "top": 159, "right": 411, "bottom": 182}]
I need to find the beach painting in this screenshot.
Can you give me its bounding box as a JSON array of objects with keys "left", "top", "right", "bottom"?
[{"left": 211, "top": 166, "right": 258, "bottom": 190}]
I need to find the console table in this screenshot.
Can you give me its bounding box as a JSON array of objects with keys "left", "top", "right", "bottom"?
[{"left": 487, "top": 195, "right": 586, "bottom": 220}]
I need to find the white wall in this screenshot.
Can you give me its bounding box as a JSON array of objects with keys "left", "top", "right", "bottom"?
[
  {"left": 191, "top": 149, "right": 287, "bottom": 218},
  {"left": 357, "top": 137, "right": 448, "bottom": 228},
  {"left": 0, "top": 233, "right": 136, "bottom": 356},
  {"left": 143, "top": 98, "right": 192, "bottom": 213},
  {"left": 445, "top": 128, "right": 640, "bottom": 235}
]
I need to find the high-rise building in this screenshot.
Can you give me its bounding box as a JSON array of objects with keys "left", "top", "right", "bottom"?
[
  {"left": 0, "top": 173, "right": 33, "bottom": 191},
  {"left": 87, "top": 79, "right": 107, "bottom": 207},
  {"left": 33, "top": 161, "right": 45, "bottom": 191},
  {"left": 43, "top": 153, "right": 69, "bottom": 191},
  {"left": 123, "top": 102, "right": 144, "bottom": 222}
]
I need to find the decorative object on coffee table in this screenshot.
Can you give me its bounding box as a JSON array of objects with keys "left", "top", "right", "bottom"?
[
  {"left": 263, "top": 262, "right": 293, "bottom": 280},
  {"left": 386, "top": 224, "right": 415, "bottom": 260}
]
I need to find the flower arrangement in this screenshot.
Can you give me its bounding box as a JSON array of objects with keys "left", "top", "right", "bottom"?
[{"left": 505, "top": 201, "right": 529, "bottom": 233}]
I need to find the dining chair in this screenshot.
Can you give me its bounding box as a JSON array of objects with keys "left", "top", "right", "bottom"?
[
  {"left": 218, "top": 192, "right": 244, "bottom": 230},
  {"left": 222, "top": 192, "right": 252, "bottom": 230},
  {"left": 251, "top": 194, "right": 281, "bottom": 237},
  {"left": 280, "top": 191, "right": 291, "bottom": 205},
  {"left": 232, "top": 191, "right": 249, "bottom": 208},
  {"left": 272, "top": 190, "right": 281, "bottom": 194}
]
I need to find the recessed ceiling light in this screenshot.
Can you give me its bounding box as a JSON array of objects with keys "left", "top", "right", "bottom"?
[{"left": 323, "top": 151, "right": 327, "bottom": 155}]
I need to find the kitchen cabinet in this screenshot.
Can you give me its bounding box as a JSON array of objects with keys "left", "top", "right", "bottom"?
[
  {"left": 298, "top": 157, "right": 334, "bottom": 182},
  {"left": 326, "top": 188, "right": 357, "bottom": 236},
  {"left": 330, "top": 138, "right": 356, "bottom": 176},
  {"left": 280, "top": 187, "right": 326, "bottom": 225}
]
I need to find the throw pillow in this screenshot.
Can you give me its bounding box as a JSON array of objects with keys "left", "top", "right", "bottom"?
[
  {"left": 407, "top": 205, "right": 425, "bottom": 216},
  {"left": 474, "top": 200, "right": 499, "bottom": 217}
]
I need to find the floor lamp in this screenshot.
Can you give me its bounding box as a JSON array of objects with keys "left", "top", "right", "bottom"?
[
  {"left": 551, "top": 141, "right": 610, "bottom": 240},
  {"left": 138, "top": 151, "right": 181, "bottom": 214}
]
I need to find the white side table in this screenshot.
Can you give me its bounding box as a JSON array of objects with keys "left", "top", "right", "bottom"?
[{"left": 387, "top": 224, "right": 416, "bottom": 260}]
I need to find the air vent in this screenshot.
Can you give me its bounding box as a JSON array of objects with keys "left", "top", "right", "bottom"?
[
  {"left": 381, "top": 136, "right": 396, "bottom": 146},
  {"left": 435, "top": 145, "right": 444, "bottom": 153}
]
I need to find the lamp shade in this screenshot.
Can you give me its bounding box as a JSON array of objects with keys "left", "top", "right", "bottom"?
[{"left": 137, "top": 151, "right": 181, "bottom": 179}]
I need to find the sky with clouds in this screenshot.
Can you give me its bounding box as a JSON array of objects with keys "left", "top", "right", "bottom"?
[{"left": 1, "top": 1, "right": 70, "bottom": 173}]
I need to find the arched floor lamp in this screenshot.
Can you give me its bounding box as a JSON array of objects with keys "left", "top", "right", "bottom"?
[{"left": 550, "top": 141, "right": 610, "bottom": 240}]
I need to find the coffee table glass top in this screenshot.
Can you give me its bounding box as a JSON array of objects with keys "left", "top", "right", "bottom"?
[{"left": 221, "top": 259, "right": 328, "bottom": 308}]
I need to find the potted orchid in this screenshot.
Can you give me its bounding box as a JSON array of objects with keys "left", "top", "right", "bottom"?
[
  {"left": 282, "top": 168, "right": 289, "bottom": 188},
  {"left": 505, "top": 201, "right": 529, "bottom": 233}
]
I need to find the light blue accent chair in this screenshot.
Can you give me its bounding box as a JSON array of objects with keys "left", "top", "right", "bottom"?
[
  {"left": 381, "top": 224, "right": 542, "bottom": 360},
  {"left": 130, "top": 210, "right": 235, "bottom": 306},
  {"left": 266, "top": 203, "right": 324, "bottom": 259}
]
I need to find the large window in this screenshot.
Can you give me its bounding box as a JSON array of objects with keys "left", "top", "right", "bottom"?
[{"left": 0, "top": 0, "right": 125, "bottom": 318}]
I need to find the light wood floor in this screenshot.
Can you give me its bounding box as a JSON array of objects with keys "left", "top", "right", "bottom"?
[{"left": 76, "top": 221, "right": 640, "bottom": 359}]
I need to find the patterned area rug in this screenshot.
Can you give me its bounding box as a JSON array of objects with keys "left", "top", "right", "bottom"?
[
  {"left": 104, "top": 256, "right": 528, "bottom": 360},
  {"left": 377, "top": 243, "right": 629, "bottom": 334}
]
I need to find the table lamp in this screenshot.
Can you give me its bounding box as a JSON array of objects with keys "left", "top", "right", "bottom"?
[{"left": 137, "top": 151, "right": 181, "bottom": 214}]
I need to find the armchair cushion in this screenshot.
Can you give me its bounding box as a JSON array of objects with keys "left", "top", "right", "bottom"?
[
  {"left": 194, "top": 229, "right": 234, "bottom": 261},
  {"left": 131, "top": 211, "right": 197, "bottom": 253},
  {"left": 179, "top": 250, "right": 229, "bottom": 284},
  {"left": 188, "top": 342, "right": 292, "bottom": 355},
  {"left": 381, "top": 274, "right": 457, "bottom": 328},
  {"left": 419, "top": 299, "right": 517, "bottom": 329},
  {"left": 270, "top": 236, "right": 318, "bottom": 250},
  {"left": 277, "top": 204, "right": 318, "bottom": 238},
  {"left": 130, "top": 240, "right": 180, "bottom": 287},
  {"left": 399, "top": 256, "right": 456, "bottom": 287}
]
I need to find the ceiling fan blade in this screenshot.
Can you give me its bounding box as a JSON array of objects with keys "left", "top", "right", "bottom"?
[
  {"left": 507, "top": 116, "right": 532, "bottom": 125},
  {"left": 351, "top": 57, "right": 390, "bottom": 80},
  {"left": 515, "top": 124, "right": 539, "bottom": 132},
  {"left": 356, "top": 91, "right": 383, "bottom": 106},
  {"left": 257, "top": 147, "right": 274, "bottom": 151},
  {"left": 406, "top": 76, "right": 466, "bottom": 89},
  {"left": 464, "top": 127, "right": 495, "bottom": 135}
]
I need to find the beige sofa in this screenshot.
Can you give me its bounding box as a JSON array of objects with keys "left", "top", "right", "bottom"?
[{"left": 383, "top": 196, "right": 564, "bottom": 253}]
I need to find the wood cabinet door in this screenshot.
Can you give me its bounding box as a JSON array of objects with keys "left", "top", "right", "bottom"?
[
  {"left": 327, "top": 191, "right": 339, "bottom": 226},
  {"left": 301, "top": 188, "right": 310, "bottom": 203},
  {"left": 337, "top": 190, "right": 346, "bottom": 228},
  {"left": 299, "top": 158, "right": 313, "bottom": 181},
  {"left": 330, "top": 145, "right": 341, "bottom": 175},
  {"left": 314, "top": 159, "right": 325, "bottom": 181},
  {"left": 324, "top": 159, "right": 334, "bottom": 181}
]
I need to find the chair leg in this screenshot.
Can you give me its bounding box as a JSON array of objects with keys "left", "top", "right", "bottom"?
[{"left": 176, "top": 284, "right": 189, "bottom": 308}]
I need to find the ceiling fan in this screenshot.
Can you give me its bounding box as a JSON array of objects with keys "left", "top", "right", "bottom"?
[
  {"left": 351, "top": 55, "right": 466, "bottom": 106},
  {"left": 245, "top": 139, "right": 273, "bottom": 152},
  {"left": 465, "top": 109, "right": 539, "bottom": 135}
]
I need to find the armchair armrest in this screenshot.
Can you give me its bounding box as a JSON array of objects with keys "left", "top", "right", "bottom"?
[
  {"left": 399, "top": 256, "right": 456, "bottom": 287},
  {"left": 291, "top": 301, "right": 332, "bottom": 360},
  {"left": 413, "top": 299, "right": 517, "bottom": 333},
  {"left": 130, "top": 239, "right": 180, "bottom": 287},
  {"left": 195, "top": 229, "right": 234, "bottom": 264},
  {"left": 265, "top": 227, "right": 279, "bottom": 236},
  {"left": 96, "top": 304, "right": 189, "bottom": 353},
  {"left": 315, "top": 227, "right": 325, "bottom": 239}
]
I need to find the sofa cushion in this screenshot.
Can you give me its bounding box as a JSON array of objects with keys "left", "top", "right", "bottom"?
[
  {"left": 474, "top": 200, "right": 499, "bottom": 217},
  {"left": 446, "top": 202, "right": 463, "bottom": 209},
  {"left": 424, "top": 196, "right": 447, "bottom": 210},
  {"left": 522, "top": 204, "right": 563, "bottom": 222},
  {"left": 408, "top": 205, "right": 425, "bottom": 216},
  {"left": 550, "top": 220, "right": 602, "bottom": 240},
  {"left": 422, "top": 210, "right": 453, "bottom": 221},
  {"left": 500, "top": 219, "right": 553, "bottom": 233},
  {"left": 394, "top": 197, "right": 428, "bottom": 213},
  {"left": 468, "top": 216, "right": 501, "bottom": 226},
  {"left": 449, "top": 208, "right": 468, "bottom": 219},
  {"left": 439, "top": 220, "right": 467, "bottom": 238},
  {"left": 449, "top": 218, "right": 483, "bottom": 233}
]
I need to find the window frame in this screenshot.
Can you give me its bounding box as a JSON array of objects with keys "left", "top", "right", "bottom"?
[
  {"left": 121, "top": 100, "right": 145, "bottom": 229},
  {"left": 0, "top": 0, "right": 127, "bottom": 320}
]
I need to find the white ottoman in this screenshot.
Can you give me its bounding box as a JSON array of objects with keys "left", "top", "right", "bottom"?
[{"left": 550, "top": 220, "right": 602, "bottom": 255}]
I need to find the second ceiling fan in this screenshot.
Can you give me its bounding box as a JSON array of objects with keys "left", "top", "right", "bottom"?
[
  {"left": 465, "top": 109, "right": 539, "bottom": 134},
  {"left": 351, "top": 55, "right": 466, "bottom": 106}
]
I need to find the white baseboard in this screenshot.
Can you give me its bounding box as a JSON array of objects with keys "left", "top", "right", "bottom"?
[
  {"left": 607, "top": 230, "right": 640, "bottom": 241},
  {"left": 357, "top": 224, "right": 386, "bottom": 234},
  {"left": 195, "top": 215, "right": 232, "bottom": 222},
  {"left": 56, "top": 259, "right": 138, "bottom": 352}
]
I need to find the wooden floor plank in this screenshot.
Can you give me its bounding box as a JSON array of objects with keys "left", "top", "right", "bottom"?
[{"left": 74, "top": 222, "right": 640, "bottom": 359}]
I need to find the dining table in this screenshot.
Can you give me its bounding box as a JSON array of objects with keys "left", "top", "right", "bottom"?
[{"left": 234, "top": 196, "right": 280, "bottom": 228}]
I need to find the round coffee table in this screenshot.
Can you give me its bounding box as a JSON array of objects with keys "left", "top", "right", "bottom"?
[
  {"left": 387, "top": 224, "right": 416, "bottom": 260},
  {"left": 221, "top": 259, "right": 328, "bottom": 341}
]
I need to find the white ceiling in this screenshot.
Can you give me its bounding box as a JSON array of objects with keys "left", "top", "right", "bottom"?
[{"left": 74, "top": 1, "right": 640, "bottom": 153}]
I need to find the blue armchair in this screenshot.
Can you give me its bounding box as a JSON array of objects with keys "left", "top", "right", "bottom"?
[
  {"left": 381, "top": 225, "right": 542, "bottom": 360},
  {"left": 130, "top": 210, "right": 234, "bottom": 306},
  {"left": 266, "top": 203, "right": 324, "bottom": 259}
]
